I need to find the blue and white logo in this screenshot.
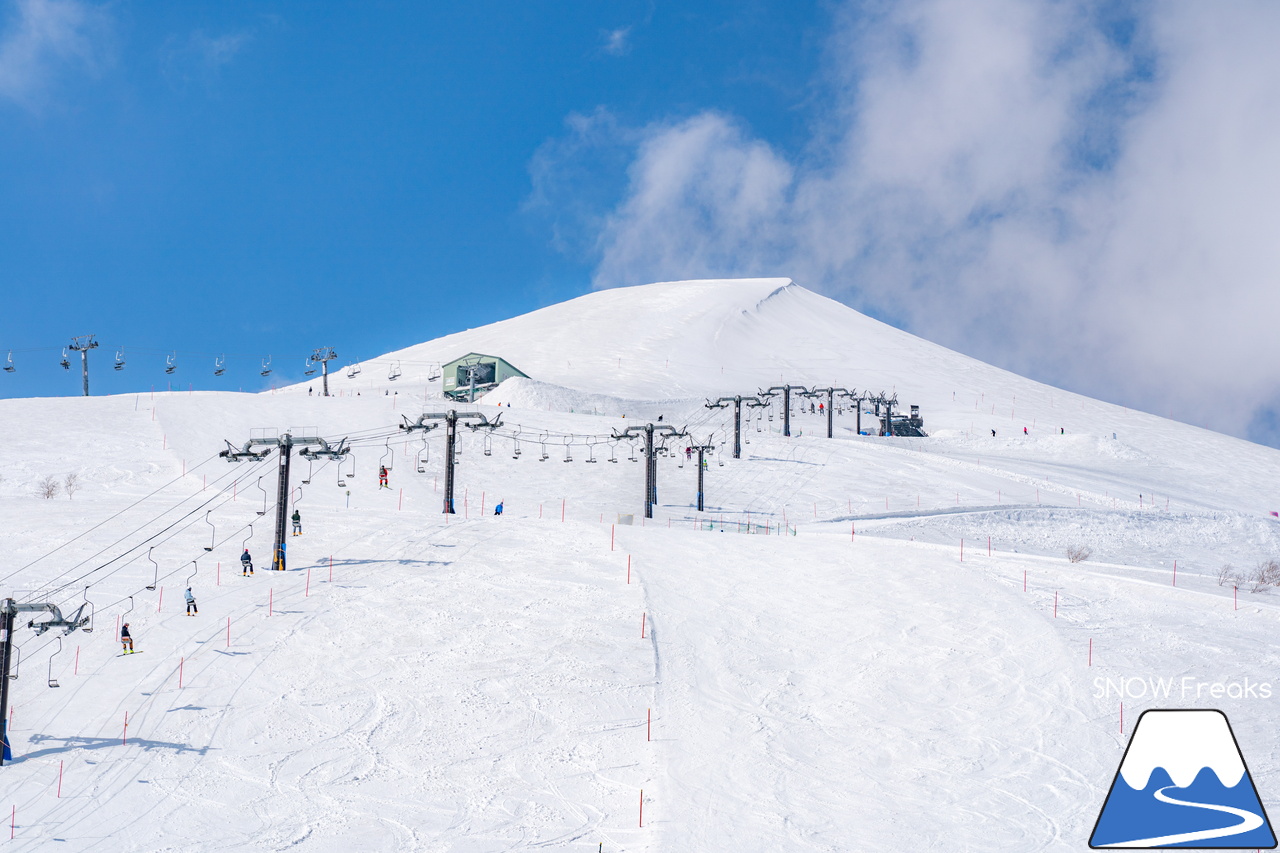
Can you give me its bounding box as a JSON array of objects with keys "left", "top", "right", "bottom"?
[{"left": 1091, "top": 709, "right": 1276, "bottom": 848}]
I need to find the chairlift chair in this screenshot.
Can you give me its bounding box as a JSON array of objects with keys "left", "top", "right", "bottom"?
[
  {"left": 380, "top": 442, "right": 393, "bottom": 471},
  {"left": 60, "top": 349, "right": 70, "bottom": 370},
  {"left": 261, "top": 356, "right": 272, "bottom": 377},
  {"left": 511, "top": 428, "right": 522, "bottom": 459},
  {"left": 214, "top": 355, "right": 226, "bottom": 377},
  {"left": 48, "top": 637, "right": 62, "bottom": 688},
  {"left": 563, "top": 438, "right": 573, "bottom": 463},
  {"left": 607, "top": 439, "right": 618, "bottom": 463},
  {"left": 302, "top": 458, "right": 313, "bottom": 485},
  {"left": 539, "top": 437, "right": 548, "bottom": 462},
  {"left": 3, "top": 351, "right": 13, "bottom": 373},
  {"left": 346, "top": 363, "right": 361, "bottom": 379},
  {"left": 256, "top": 476, "right": 268, "bottom": 515},
  {"left": 114, "top": 348, "right": 125, "bottom": 370},
  {"left": 80, "top": 587, "right": 94, "bottom": 633},
  {"left": 186, "top": 560, "right": 199, "bottom": 586},
  {"left": 146, "top": 547, "right": 159, "bottom": 590},
  {"left": 417, "top": 440, "right": 429, "bottom": 473},
  {"left": 483, "top": 434, "right": 493, "bottom": 457},
  {"left": 204, "top": 510, "right": 215, "bottom": 550},
  {"left": 586, "top": 440, "right": 597, "bottom": 463},
  {"left": 165, "top": 352, "right": 177, "bottom": 374},
  {"left": 388, "top": 361, "right": 402, "bottom": 381},
  {"left": 304, "top": 356, "right": 317, "bottom": 376}
]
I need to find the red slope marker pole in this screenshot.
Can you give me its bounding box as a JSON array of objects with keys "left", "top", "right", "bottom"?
[
  {"left": 627, "top": 555, "right": 631, "bottom": 584},
  {"left": 611, "top": 525, "right": 615, "bottom": 551},
  {"left": 57, "top": 761, "right": 63, "bottom": 798},
  {"left": 398, "top": 488, "right": 403, "bottom": 511},
  {"left": 639, "top": 789, "right": 644, "bottom": 828},
  {"left": 960, "top": 539, "right": 964, "bottom": 562},
  {"left": 157, "top": 587, "right": 163, "bottom": 613},
  {"left": 641, "top": 613, "right": 646, "bottom": 638},
  {"left": 561, "top": 499, "right": 566, "bottom": 522},
  {"left": 123, "top": 711, "right": 128, "bottom": 745},
  {"left": 179, "top": 657, "right": 184, "bottom": 689},
  {"left": 74, "top": 646, "right": 79, "bottom": 676},
  {"left": 306, "top": 566, "right": 311, "bottom": 597},
  {"left": 647, "top": 708, "right": 651, "bottom": 742}
]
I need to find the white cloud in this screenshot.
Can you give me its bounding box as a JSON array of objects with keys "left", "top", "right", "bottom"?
[
  {"left": 160, "top": 28, "right": 253, "bottom": 93},
  {"left": 543, "top": 0, "right": 1280, "bottom": 443},
  {"left": 602, "top": 26, "right": 631, "bottom": 57},
  {"left": 0, "top": 0, "right": 107, "bottom": 106}
]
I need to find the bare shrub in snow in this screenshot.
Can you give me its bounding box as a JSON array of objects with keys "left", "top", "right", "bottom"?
[
  {"left": 1066, "top": 545, "right": 1091, "bottom": 564},
  {"left": 1248, "top": 559, "right": 1280, "bottom": 593},
  {"left": 1218, "top": 563, "right": 1241, "bottom": 587},
  {"left": 37, "top": 476, "right": 60, "bottom": 499},
  {"left": 64, "top": 473, "right": 80, "bottom": 498}
]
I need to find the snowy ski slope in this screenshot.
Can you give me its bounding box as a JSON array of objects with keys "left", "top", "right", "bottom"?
[{"left": 1, "top": 278, "right": 1279, "bottom": 851}]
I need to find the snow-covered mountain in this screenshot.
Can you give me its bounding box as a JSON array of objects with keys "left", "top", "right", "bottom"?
[{"left": 1, "top": 278, "right": 1279, "bottom": 851}]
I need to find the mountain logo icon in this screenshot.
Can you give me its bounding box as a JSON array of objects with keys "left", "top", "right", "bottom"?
[{"left": 1090, "top": 709, "right": 1276, "bottom": 848}]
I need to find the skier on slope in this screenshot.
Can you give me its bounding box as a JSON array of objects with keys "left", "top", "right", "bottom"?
[
  {"left": 494, "top": 501, "right": 504, "bottom": 516},
  {"left": 120, "top": 622, "right": 134, "bottom": 654},
  {"left": 185, "top": 587, "right": 198, "bottom": 616},
  {"left": 241, "top": 548, "right": 254, "bottom": 576},
  {"left": 291, "top": 509, "right": 302, "bottom": 536},
  {"left": 379, "top": 465, "right": 389, "bottom": 488}
]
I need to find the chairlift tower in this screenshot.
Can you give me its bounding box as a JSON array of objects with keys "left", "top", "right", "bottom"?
[
  {"left": 689, "top": 438, "right": 716, "bottom": 512},
  {"left": 0, "top": 599, "right": 92, "bottom": 765},
  {"left": 759, "top": 385, "right": 808, "bottom": 437},
  {"left": 705, "top": 395, "right": 768, "bottom": 458},
  {"left": 309, "top": 347, "right": 338, "bottom": 397},
  {"left": 401, "top": 410, "right": 502, "bottom": 513},
  {"left": 220, "top": 430, "right": 335, "bottom": 571},
  {"left": 67, "top": 335, "right": 99, "bottom": 397},
  {"left": 804, "top": 387, "right": 854, "bottom": 439},
  {"left": 613, "top": 423, "right": 686, "bottom": 518}
]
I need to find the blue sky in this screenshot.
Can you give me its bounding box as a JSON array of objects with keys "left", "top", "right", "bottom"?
[
  {"left": 4, "top": 0, "right": 1280, "bottom": 447},
  {"left": 0, "top": 0, "right": 822, "bottom": 396}
]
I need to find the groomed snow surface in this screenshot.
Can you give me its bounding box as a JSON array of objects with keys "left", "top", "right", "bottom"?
[{"left": 2, "top": 279, "right": 1279, "bottom": 851}]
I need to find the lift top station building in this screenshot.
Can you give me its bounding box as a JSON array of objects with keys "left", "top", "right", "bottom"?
[{"left": 442, "top": 353, "right": 529, "bottom": 401}]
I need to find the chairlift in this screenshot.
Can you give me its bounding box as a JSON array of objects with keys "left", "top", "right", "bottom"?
[
  {"left": 586, "top": 439, "right": 597, "bottom": 463},
  {"left": 677, "top": 448, "right": 685, "bottom": 468},
  {"left": 563, "top": 437, "right": 573, "bottom": 463},
  {"left": 416, "top": 439, "right": 429, "bottom": 473},
  {"left": 388, "top": 361, "right": 402, "bottom": 381},
  {"left": 204, "top": 510, "right": 215, "bottom": 551},
  {"left": 60, "top": 349, "right": 70, "bottom": 370},
  {"left": 717, "top": 450, "right": 725, "bottom": 467},
  {"left": 346, "top": 363, "right": 361, "bottom": 379},
  {"left": 2, "top": 350, "right": 13, "bottom": 373},
  {"left": 256, "top": 476, "right": 268, "bottom": 516},
  {"left": 146, "top": 547, "right": 159, "bottom": 591},
  {"left": 165, "top": 352, "right": 177, "bottom": 374},
  {"left": 539, "top": 435, "right": 549, "bottom": 462},
  {"left": 380, "top": 441, "right": 393, "bottom": 471},
  {"left": 186, "top": 559, "right": 199, "bottom": 586},
  {"left": 48, "top": 637, "right": 62, "bottom": 688},
  {"left": 114, "top": 348, "right": 126, "bottom": 371},
  {"left": 427, "top": 365, "right": 441, "bottom": 382},
  {"left": 304, "top": 357, "right": 317, "bottom": 376},
  {"left": 261, "top": 355, "right": 272, "bottom": 377},
  {"left": 345, "top": 452, "right": 356, "bottom": 485},
  {"left": 628, "top": 442, "right": 638, "bottom": 462},
  {"left": 214, "top": 355, "right": 226, "bottom": 377},
  {"left": 607, "top": 439, "right": 618, "bottom": 463},
  {"left": 302, "top": 458, "right": 313, "bottom": 485},
  {"left": 242, "top": 525, "right": 254, "bottom": 553},
  {"left": 483, "top": 434, "right": 493, "bottom": 457},
  {"left": 511, "top": 428, "right": 522, "bottom": 460},
  {"left": 80, "top": 587, "right": 94, "bottom": 633}
]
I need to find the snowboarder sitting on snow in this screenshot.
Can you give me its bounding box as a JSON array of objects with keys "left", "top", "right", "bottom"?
[
  {"left": 241, "top": 549, "right": 254, "bottom": 576},
  {"left": 291, "top": 509, "right": 302, "bottom": 535},
  {"left": 185, "top": 587, "right": 198, "bottom": 616},
  {"left": 121, "top": 622, "right": 134, "bottom": 654},
  {"left": 494, "top": 501, "right": 504, "bottom": 516},
  {"left": 379, "top": 465, "right": 389, "bottom": 488}
]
